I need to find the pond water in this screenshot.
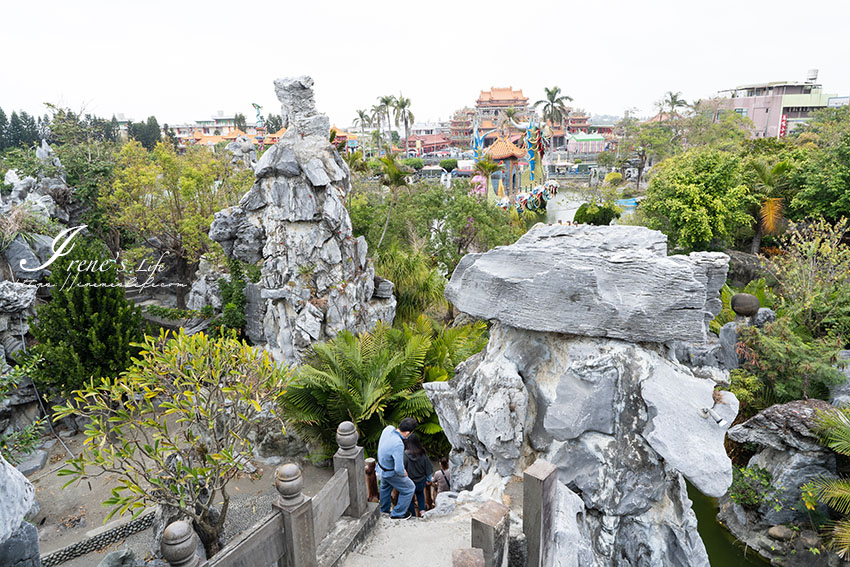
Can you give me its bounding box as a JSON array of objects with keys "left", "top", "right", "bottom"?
[{"left": 687, "top": 482, "right": 769, "bottom": 566}]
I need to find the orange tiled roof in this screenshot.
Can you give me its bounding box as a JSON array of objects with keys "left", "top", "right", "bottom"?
[
  {"left": 223, "top": 128, "right": 247, "bottom": 140},
  {"left": 195, "top": 135, "right": 225, "bottom": 145},
  {"left": 486, "top": 137, "right": 526, "bottom": 160},
  {"left": 477, "top": 87, "right": 528, "bottom": 105}
]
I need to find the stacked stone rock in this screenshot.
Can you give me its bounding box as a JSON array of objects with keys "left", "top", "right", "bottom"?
[
  {"left": 425, "top": 224, "right": 737, "bottom": 567},
  {"left": 225, "top": 135, "right": 257, "bottom": 168},
  {"left": 209, "top": 77, "right": 394, "bottom": 364},
  {"left": 0, "top": 454, "right": 39, "bottom": 566}
]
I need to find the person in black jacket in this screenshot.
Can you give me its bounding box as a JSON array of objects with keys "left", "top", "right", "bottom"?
[{"left": 403, "top": 433, "right": 433, "bottom": 517}]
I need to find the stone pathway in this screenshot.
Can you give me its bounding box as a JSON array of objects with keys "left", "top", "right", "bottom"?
[{"left": 341, "top": 512, "right": 471, "bottom": 567}]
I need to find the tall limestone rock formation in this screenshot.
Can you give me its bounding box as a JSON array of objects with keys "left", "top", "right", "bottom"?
[
  {"left": 210, "top": 77, "right": 395, "bottom": 363},
  {"left": 425, "top": 224, "right": 737, "bottom": 567}
]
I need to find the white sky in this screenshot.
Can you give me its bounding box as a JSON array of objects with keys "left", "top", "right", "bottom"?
[{"left": 2, "top": 0, "right": 849, "bottom": 128}]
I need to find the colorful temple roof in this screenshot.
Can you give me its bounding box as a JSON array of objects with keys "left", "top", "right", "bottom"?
[{"left": 486, "top": 137, "right": 526, "bottom": 160}]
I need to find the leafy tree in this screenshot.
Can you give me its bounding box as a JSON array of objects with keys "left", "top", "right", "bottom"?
[
  {"left": 128, "top": 116, "right": 161, "bottom": 150},
  {"left": 25, "top": 238, "right": 144, "bottom": 394},
  {"left": 440, "top": 159, "right": 458, "bottom": 172},
  {"left": 766, "top": 218, "right": 850, "bottom": 341},
  {"left": 233, "top": 113, "right": 247, "bottom": 132},
  {"left": 639, "top": 147, "right": 754, "bottom": 252},
  {"left": 375, "top": 246, "right": 446, "bottom": 325},
  {"left": 0, "top": 108, "right": 8, "bottom": 151},
  {"left": 350, "top": 180, "right": 523, "bottom": 274},
  {"left": 662, "top": 91, "right": 688, "bottom": 120},
  {"left": 265, "top": 113, "right": 282, "bottom": 134},
  {"left": 789, "top": 133, "right": 850, "bottom": 222},
  {"left": 54, "top": 330, "right": 287, "bottom": 556},
  {"left": 100, "top": 141, "right": 252, "bottom": 307},
  {"left": 684, "top": 102, "right": 752, "bottom": 151}
]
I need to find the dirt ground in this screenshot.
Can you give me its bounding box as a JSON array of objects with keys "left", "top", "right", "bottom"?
[{"left": 29, "top": 430, "right": 333, "bottom": 562}]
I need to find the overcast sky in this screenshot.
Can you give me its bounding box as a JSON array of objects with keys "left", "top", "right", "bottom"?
[{"left": 2, "top": 0, "right": 848, "bottom": 128}]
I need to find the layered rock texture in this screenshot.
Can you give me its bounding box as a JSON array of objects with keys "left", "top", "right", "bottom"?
[
  {"left": 210, "top": 77, "right": 394, "bottom": 363},
  {"left": 0, "top": 453, "right": 39, "bottom": 565},
  {"left": 427, "top": 224, "right": 736, "bottom": 567}
]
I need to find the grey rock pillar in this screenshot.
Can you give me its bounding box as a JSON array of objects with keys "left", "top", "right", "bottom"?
[
  {"left": 523, "top": 460, "right": 557, "bottom": 567},
  {"left": 453, "top": 548, "right": 486, "bottom": 567},
  {"left": 333, "top": 421, "right": 368, "bottom": 518},
  {"left": 471, "top": 500, "right": 510, "bottom": 567},
  {"left": 273, "top": 462, "right": 317, "bottom": 567},
  {"left": 160, "top": 520, "right": 200, "bottom": 567}
]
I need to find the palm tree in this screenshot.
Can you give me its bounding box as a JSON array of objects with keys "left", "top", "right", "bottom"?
[
  {"left": 370, "top": 104, "right": 383, "bottom": 155},
  {"left": 807, "top": 407, "right": 850, "bottom": 557},
  {"left": 749, "top": 159, "right": 791, "bottom": 253},
  {"left": 353, "top": 109, "right": 371, "bottom": 137},
  {"left": 376, "top": 149, "right": 410, "bottom": 249},
  {"left": 378, "top": 95, "right": 396, "bottom": 150},
  {"left": 499, "top": 107, "right": 519, "bottom": 133},
  {"left": 534, "top": 86, "right": 573, "bottom": 131},
  {"left": 474, "top": 157, "right": 503, "bottom": 197},
  {"left": 375, "top": 246, "right": 445, "bottom": 326},
  {"left": 393, "top": 94, "right": 414, "bottom": 155},
  {"left": 663, "top": 91, "right": 688, "bottom": 120}
]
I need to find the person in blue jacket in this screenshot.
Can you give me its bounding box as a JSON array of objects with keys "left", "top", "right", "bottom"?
[{"left": 377, "top": 417, "right": 418, "bottom": 519}]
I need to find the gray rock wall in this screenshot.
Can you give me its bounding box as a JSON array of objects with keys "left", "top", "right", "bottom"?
[
  {"left": 428, "top": 224, "right": 736, "bottom": 566},
  {"left": 209, "top": 77, "right": 394, "bottom": 363}
]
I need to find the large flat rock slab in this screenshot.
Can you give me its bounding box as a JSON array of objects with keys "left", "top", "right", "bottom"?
[{"left": 445, "top": 224, "right": 727, "bottom": 344}]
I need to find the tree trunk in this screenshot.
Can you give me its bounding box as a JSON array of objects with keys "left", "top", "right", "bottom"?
[
  {"left": 751, "top": 221, "right": 763, "bottom": 254},
  {"left": 194, "top": 519, "right": 221, "bottom": 557},
  {"left": 377, "top": 197, "right": 395, "bottom": 250}
]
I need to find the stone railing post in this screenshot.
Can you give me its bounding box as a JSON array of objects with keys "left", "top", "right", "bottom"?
[
  {"left": 161, "top": 520, "right": 201, "bottom": 567},
  {"left": 523, "top": 459, "right": 557, "bottom": 567},
  {"left": 273, "top": 462, "right": 317, "bottom": 567},
  {"left": 333, "top": 421, "right": 368, "bottom": 518},
  {"left": 471, "top": 500, "right": 510, "bottom": 567}
]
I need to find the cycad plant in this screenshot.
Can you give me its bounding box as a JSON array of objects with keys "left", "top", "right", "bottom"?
[
  {"left": 807, "top": 407, "right": 850, "bottom": 557},
  {"left": 279, "top": 316, "right": 488, "bottom": 458},
  {"left": 280, "top": 321, "right": 433, "bottom": 457}
]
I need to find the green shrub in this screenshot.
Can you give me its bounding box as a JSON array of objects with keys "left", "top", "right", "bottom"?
[
  {"left": 737, "top": 315, "right": 845, "bottom": 403},
  {"left": 0, "top": 362, "right": 43, "bottom": 465},
  {"left": 729, "top": 465, "right": 783, "bottom": 511},
  {"left": 727, "top": 369, "right": 765, "bottom": 419},
  {"left": 574, "top": 202, "right": 621, "bottom": 226},
  {"left": 709, "top": 278, "right": 774, "bottom": 335},
  {"left": 146, "top": 305, "right": 207, "bottom": 321},
  {"left": 375, "top": 246, "right": 446, "bottom": 325},
  {"left": 25, "top": 238, "right": 144, "bottom": 394},
  {"left": 439, "top": 159, "right": 458, "bottom": 172},
  {"left": 604, "top": 171, "right": 623, "bottom": 186},
  {"left": 402, "top": 157, "right": 424, "bottom": 170},
  {"left": 209, "top": 258, "right": 247, "bottom": 338}
]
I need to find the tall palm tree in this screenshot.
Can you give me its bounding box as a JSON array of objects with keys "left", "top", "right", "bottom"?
[
  {"left": 534, "top": 86, "right": 573, "bottom": 128},
  {"left": 378, "top": 95, "right": 396, "bottom": 150},
  {"left": 807, "top": 407, "right": 850, "bottom": 558},
  {"left": 353, "top": 109, "right": 371, "bottom": 136},
  {"left": 474, "top": 157, "right": 503, "bottom": 197},
  {"left": 749, "top": 159, "right": 791, "bottom": 253},
  {"left": 499, "top": 107, "right": 519, "bottom": 133},
  {"left": 663, "top": 91, "right": 688, "bottom": 120},
  {"left": 370, "top": 104, "right": 383, "bottom": 155},
  {"left": 393, "top": 94, "right": 414, "bottom": 154},
  {"left": 376, "top": 149, "right": 410, "bottom": 249}
]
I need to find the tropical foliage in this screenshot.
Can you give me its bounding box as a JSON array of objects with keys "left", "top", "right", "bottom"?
[
  {"left": 54, "top": 330, "right": 287, "bottom": 556},
  {"left": 807, "top": 407, "right": 850, "bottom": 557},
  {"left": 279, "top": 317, "right": 487, "bottom": 458}
]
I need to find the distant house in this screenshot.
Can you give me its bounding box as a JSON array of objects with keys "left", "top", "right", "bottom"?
[
  {"left": 717, "top": 70, "right": 844, "bottom": 138},
  {"left": 566, "top": 133, "right": 605, "bottom": 155}
]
